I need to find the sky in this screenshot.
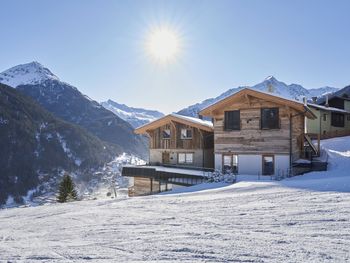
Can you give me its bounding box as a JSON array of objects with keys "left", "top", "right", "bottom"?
[{"left": 1, "top": 0, "right": 350, "bottom": 114}]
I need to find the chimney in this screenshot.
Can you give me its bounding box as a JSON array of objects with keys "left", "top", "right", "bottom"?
[
  {"left": 311, "top": 96, "right": 317, "bottom": 103},
  {"left": 303, "top": 97, "right": 307, "bottom": 106},
  {"left": 325, "top": 94, "right": 329, "bottom": 107}
]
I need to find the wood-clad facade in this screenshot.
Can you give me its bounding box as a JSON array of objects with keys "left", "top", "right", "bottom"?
[
  {"left": 200, "top": 88, "right": 316, "bottom": 176},
  {"left": 135, "top": 114, "right": 214, "bottom": 168}
]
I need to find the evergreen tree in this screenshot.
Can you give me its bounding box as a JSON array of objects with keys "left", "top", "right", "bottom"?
[{"left": 57, "top": 173, "right": 78, "bottom": 203}]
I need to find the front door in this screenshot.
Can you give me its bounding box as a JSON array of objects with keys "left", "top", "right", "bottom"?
[
  {"left": 162, "top": 152, "right": 170, "bottom": 164},
  {"left": 262, "top": 155, "right": 274, "bottom": 175}
]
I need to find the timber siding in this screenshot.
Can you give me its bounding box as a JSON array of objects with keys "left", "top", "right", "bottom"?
[
  {"left": 213, "top": 98, "right": 304, "bottom": 161},
  {"left": 149, "top": 122, "right": 213, "bottom": 150},
  {"left": 134, "top": 114, "right": 214, "bottom": 168}
]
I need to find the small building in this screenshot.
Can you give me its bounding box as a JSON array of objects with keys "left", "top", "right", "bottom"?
[
  {"left": 199, "top": 88, "right": 317, "bottom": 176},
  {"left": 122, "top": 113, "right": 214, "bottom": 196},
  {"left": 134, "top": 113, "right": 214, "bottom": 168},
  {"left": 307, "top": 103, "right": 350, "bottom": 138}
]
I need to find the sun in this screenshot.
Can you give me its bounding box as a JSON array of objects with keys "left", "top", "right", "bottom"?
[{"left": 146, "top": 27, "right": 180, "bottom": 63}]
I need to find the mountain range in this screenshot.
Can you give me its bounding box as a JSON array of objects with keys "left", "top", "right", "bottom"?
[
  {"left": 177, "top": 76, "right": 338, "bottom": 117},
  {"left": 101, "top": 99, "right": 164, "bottom": 128},
  {"left": 0, "top": 62, "right": 148, "bottom": 158}
]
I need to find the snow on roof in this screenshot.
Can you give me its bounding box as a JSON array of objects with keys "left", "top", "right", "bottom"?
[
  {"left": 169, "top": 113, "right": 213, "bottom": 128},
  {"left": 308, "top": 103, "right": 350, "bottom": 114},
  {"left": 245, "top": 87, "right": 306, "bottom": 105},
  {"left": 200, "top": 87, "right": 307, "bottom": 113},
  {"left": 135, "top": 113, "right": 213, "bottom": 132}
]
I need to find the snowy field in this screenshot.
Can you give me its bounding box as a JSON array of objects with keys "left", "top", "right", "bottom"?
[{"left": 1, "top": 137, "right": 350, "bottom": 262}]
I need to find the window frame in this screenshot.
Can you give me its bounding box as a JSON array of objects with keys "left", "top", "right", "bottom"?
[
  {"left": 177, "top": 152, "right": 194, "bottom": 164},
  {"left": 224, "top": 110, "right": 241, "bottom": 131},
  {"left": 260, "top": 107, "right": 280, "bottom": 130},
  {"left": 222, "top": 154, "right": 238, "bottom": 174},
  {"left": 323, "top": 114, "right": 327, "bottom": 122},
  {"left": 331, "top": 112, "right": 345, "bottom": 127},
  {"left": 162, "top": 129, "right": 171, "bottom": 140},
  {"left": 180, "top": 128, "right": 193, "bottom": 140}
]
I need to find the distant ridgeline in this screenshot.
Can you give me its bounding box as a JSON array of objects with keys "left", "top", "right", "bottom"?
[{"left": 177, "top": 76, "right": 338, "bottom": 118}]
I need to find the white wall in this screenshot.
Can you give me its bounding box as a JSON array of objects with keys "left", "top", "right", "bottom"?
[
  {"left": 214, "top": 154, "right": 222, "bottom": 171},
  {"left": 238, "top": 155, "right": 262, "bottom": 175},
  {"left": 214, "top": 153, "right": 290, "bottom": 176},
  {"left": 275, "top": 155, "right": 290, "bottom": 176}
]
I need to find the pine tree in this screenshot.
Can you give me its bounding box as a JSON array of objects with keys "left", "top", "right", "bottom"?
[{"left": 57, "top": 173, "right": 78, "bottom": 203}]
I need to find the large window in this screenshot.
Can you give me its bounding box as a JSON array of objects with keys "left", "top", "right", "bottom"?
[
  {"left": 224, "top": 110, "right": 240, "bottom": 131},
  {"left": 178, "top": 153, "right": 194, "bottom": 164},
  {"left": 181, "top": 129, "right": 192, "bottom": 139},
  {"left": 331, "top": 112, "right": 345, "bottom": 127},
  {"left": 162, "top": 129, "right": 171, "bottom": 139},
  {"left": 261, "top": 108, "right": 279, "bottom": 129},
  {"left": 223, "top": 154, "right": 238, "bottom": 174}
]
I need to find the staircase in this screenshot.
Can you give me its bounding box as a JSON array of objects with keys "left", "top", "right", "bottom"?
[{"left": 292, "top": 133, "right": 328, "bottom": 175}]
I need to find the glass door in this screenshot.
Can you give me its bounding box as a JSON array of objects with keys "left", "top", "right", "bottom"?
[{"left": 262, "top": 155, "right": 274, "bottom": 175}]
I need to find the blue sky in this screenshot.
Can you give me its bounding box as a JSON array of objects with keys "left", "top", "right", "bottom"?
[{"left": 1, "top": 0, "right": 350, "bottom": 113}]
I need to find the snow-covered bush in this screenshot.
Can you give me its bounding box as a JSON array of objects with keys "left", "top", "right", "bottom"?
[{"left": 206, "top": 170, "right": 236, "bottom": 183}]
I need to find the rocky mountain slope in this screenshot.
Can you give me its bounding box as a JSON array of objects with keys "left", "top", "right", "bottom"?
[
  {"left": 178, "top": 76, "right": 338, "bottom": 117},
  {"left": 0, "top": 83, "right": 117, "bottom": 205},
  {"left": 101, "top": 99, "right": 164, "bottom": 128},
  {"left": 0, "top": 62, "right": 148, "bottom": 159}
]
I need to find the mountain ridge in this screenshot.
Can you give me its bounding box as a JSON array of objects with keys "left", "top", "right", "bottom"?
[
  {"left": 0, "top": 82, "right": 117, "bottom": 205},
  {"left": 101, "top": 99, "right": 164, "bottom": 128},
  {"left": 177, "top": 76, "right": 339, "bottom": 117},
  {"left": 0, "top": 62, "right": 148, "bottom": 159}
]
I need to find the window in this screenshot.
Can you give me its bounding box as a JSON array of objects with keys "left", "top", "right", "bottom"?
[
  {"left": 262, "top": 155, "right": 274, "bottom": 175},
  {"left": 178, "top": 153, "right": 193, "bottom": 164},
  {"left": 162, "top": 129, "right": 171, "bottom": 139},
  {"left": 181, "top": 129, "right": 192, "bottom": 139},
  {"left": 224, "top": 110, "right": 240, "bottom": 130},
  {"left": 331, "top": 112, "right": 345, "bottom": 127},
  {"left": 223, "top": 154, "right": 238, "bottom": 174},
  {"left": 323, "top": 114, "right": 327, "bottom": 122},
  {"left": 261, "top": 108, "right": 279, "bottom": 129}
]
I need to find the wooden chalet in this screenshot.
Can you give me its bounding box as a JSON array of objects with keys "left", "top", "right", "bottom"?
[
  {"left": 122, "top": 113, "right": 214, "bottom": 196},
  {"left": 199, "top": 88, "right": 319, "bottom": 176}
]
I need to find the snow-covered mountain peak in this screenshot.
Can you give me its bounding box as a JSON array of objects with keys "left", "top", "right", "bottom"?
[
  {"left": 0, "top": 61, "right": 59, "bottom": 88},
  {"left": 264, "top": 75, "right": 277, "bottom": 82},
  {"left": 177, "top": 77, "right": 339, "bottom": 118},
  {"left": 101, "top": 99, "right": 164, "bottom": 128}
]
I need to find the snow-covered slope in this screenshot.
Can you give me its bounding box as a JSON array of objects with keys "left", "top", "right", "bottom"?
[
  {"left": 0, "top": 136, "right": 349, "bottom": 262},
  {"left": 178, "top": 76, "right": 338, "bottom": 117},
  {"left": 101, "top": 99, "right": 164, "bottom": 128},
  {"left": 0, "top": 61, "right": 59, "bottom": 87}
]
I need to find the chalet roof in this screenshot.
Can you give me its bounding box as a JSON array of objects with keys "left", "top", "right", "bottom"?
[
  {"left": 308, "top": 103, "right": 350, "bottom": 114},
  {"left": 134, "top": 113, "right": 213, "bottom": 134},
  {"left": 199, "top": 88, "right": 316, "bottom": 119}
]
